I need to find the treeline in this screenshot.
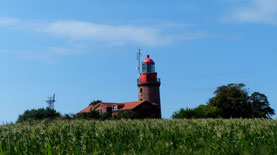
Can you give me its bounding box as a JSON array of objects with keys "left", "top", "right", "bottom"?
[
  {"left": 17, "top": 83, "right": 275, "bottom": 122},
  {"left": 17, "top": 108, "right": 139, "bottom": 123},
  {"left": 173, "top": 83, "right": 275, "bottom": 119}
]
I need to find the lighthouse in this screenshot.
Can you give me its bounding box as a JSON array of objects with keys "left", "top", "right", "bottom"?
[
  {"left": 78, "top": 52, "right": 162, "bottom": 119},
  {"left": 137, "top": 54, "right": 161, "bottom": 118}
]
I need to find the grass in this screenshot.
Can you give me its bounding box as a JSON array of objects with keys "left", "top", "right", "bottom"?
[{"left": 1, "top": 119, "right": 277, "bottom": 154}]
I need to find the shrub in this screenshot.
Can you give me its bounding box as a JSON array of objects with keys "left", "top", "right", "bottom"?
[
  {"left": 17, "top": 108, "right": 61, "bottom": 123},
  {"left": 172, "top": 108, "right": 195, "bottom": 119},
  {"left": 75, "top": 110, "right": 100, "bottom": 119},
  {"left": 172, "top": 105, "right": 222, "bottom": 119},
  {"left": 113, "top": 111, "right": 139, "bottom": 119}
]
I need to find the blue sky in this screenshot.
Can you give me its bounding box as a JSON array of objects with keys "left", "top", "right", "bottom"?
[{"left": 1, "top": 0, "right": 277, "bottom": 122}]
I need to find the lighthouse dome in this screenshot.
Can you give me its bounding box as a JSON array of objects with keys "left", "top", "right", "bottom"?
[{"left": 143, "top": 55, "right": 154, "bottom": 64}]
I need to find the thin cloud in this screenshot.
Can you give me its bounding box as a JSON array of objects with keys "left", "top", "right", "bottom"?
[
  {"left": 49, "top": 45, "right": 89, "bottom": 56},
  {"left": 36, "top": 21, "right": 172, "bottom": 46},
  {"left": 0, "top": 16, "right": 209, "bottom": 47},
  {"left": 224, "top": 0, "right": 277, "bottom": 24},
  {"left": 0, "top": 17, "right": 18, "bottom": 26}
]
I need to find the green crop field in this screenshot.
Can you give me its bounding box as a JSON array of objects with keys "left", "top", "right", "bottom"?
[{"left": 1, "top": 119, "right": 277, "bottom": 154}]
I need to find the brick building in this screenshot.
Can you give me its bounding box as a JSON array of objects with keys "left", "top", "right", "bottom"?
[{"left": 78, "top": 54, "right": 161, "bottom": 118}]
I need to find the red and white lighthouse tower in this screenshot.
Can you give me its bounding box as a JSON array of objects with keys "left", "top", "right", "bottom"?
[{"left": 137, "top": 54, "right": 161, "bottom": 118}]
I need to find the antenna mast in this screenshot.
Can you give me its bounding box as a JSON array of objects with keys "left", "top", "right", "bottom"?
[
  {"left": 137, "top": 49, "right": 141, "bottom": 76},
  {"left": 46, "top": 93, "right": 57, "bottom": 110}
]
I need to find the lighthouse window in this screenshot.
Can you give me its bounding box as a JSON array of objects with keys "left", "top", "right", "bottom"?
[
  {"left": 150, "top": 64, "right": 155, "bottom": 72},
  {"left": 142, "top": 64, "right": 147, "bottom": 73},
  {"left": 140, "top": 88, "right": 143, "bottom": 93},
  {"left": 142, "top": 63, "right": 155, "bottom": 73}
]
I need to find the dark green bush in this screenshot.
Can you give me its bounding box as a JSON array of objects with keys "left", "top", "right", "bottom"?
[
  {"left": 113, "top": 111, "right": 139, "bottom": 120},
  {"left": 75, "top": 110, "right": 101, "bottom": 119},
  {"left": 17, "top": 108, "right": 61, "bottom": 123},
  {"left": 172, "top": 105, "right": 222, "bottom": 119}
]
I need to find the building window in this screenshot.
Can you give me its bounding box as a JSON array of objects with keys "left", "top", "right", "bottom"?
[
  {"left": 143, "top": 105, "right": 149, "bottom": 109},
  {"left": 113, "top": 106, "right": 118, "bottom": 111},
  {"left": 107, "top": 107, "right": 112, "bottom": 112},
  {"left": 90, "top": 107, "right": 94, "bottom": 111},
  {"left": 100, "top": 109, "right": 103, "bottom": 114}
]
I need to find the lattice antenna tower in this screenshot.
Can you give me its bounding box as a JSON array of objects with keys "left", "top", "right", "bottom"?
[
  {"left": 46, "top": 93, "right": 56, "bottom": 109},
  {"left": 136, "top": 48, "right": 142, "bottom": 77}
]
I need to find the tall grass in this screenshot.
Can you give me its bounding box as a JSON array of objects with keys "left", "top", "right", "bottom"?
[{"left": 1, "top": 119, "right": 277, "bottom": 154}]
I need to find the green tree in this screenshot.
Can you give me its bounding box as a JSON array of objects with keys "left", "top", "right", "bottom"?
[
  {"left": 100, "top": 112, "right": 112, "bottom": 120},
  {"left": 89, "top": 100, "right": 102, "bottom": 106},
  {"left": 194, "top": 105, "right": 222, "bottom": 118},
  {"left": 208, "top": 83, "right": 275, "bottom": 118},
  {"left": 17, "top": 108, "right": 61, "bottom": 123},
  {"left": 172, "top": 105, "right": 222, "bottom": 119},
  {"left": 75, "top": 110, "right": 100, "bottom": 119},
  {"left": 172, "top": 108, "right": 195, "bottom": 119},
  {"left": 173, "top": 83, "right": 274, "bottom": 119},
  {"left": 248, "top": 92, "right": 275, "bottom": 118}
]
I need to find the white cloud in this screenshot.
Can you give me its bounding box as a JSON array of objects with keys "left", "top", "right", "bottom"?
[
  {"left": 0, "top": 16, "right": 208, "bottom": 46},
  {"left": 49, "top": 45, "right": 88, "bottom": 56},
  {"left": 0, "top": 16, "right": 209, "bottom": 49},
  {"left": 225, "top": 0, "right": 277, "bottom": 24},
  {"left": 0, "top": 17, "right": 18, "bottom": 26},
  {"left": 35, "top": 21, "right": 172, "bottom": 46}
]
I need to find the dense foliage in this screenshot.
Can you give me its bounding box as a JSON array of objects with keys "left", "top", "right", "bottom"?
[
  {"left": 1, "top": 119, "right": 277, "bottom": 154},
  {"left": 17, "top": 108, "right": 61, "bottom": 123},
  {"left": 174, "top": 83, "right": 275, "bottom": 118},
  {"left": 209, "top": 83, "right": 275, "bottom": 118},
  {"left": 113, "top": 111, "right": 139, "bottom": 119},
  {"left": 75, "top": 110, "right": 101, "bottom": 119},
  {"left": 18, "top": 108, "right": 140, "bottom": 122},
  {"left": 172, "top": 105, "right": 222, "bottom": 119},
  {"left": 74, "top": 110, "right": 138, "bottom": 120},
  {"left": 89, "top": 100, "right": 102, "bottom": 106}
]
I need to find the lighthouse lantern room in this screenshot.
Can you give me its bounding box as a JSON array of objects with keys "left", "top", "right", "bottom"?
[{"left": 140, "top": 55, "right": 159, "bottom": 83}]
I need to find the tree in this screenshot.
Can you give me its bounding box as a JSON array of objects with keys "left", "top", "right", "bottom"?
[
  {"left": 173, "top": 83, "right": 275, "bottom": 119},
  {"left": 208, "top": 83, "right": 275, "bottom": 118},
  {"left": 172, "top": 105, "right": 222, "bottom": 119},
  {"left": 75, "top": 110, "right": 100, "bottom": 119},
  {"left": 248, "top": 92, "right": 275, "bottom": 118},
  {"left": 17, "top": 108, "right": 61, "bottom": 123},
  {"left": 89, "top": 100, "right": 102, "bottom": 106},
  {"left": 172, "top": 108, "right": 195, "bottom": 119},
  {"left": 100, "top": 112, "right": 112, "bottom": 120},
  {"left": 208, "top": 83, "right": 248, "bottom": 118},
  {"left": 194, "top": 105, "right": 222, "bottom": 118}
]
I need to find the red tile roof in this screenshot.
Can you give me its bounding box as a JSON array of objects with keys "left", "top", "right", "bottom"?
[
  {"left": 77, "top": 101, "right": 157, "bottom": 114},
  {"left": 99, "top": 103, "right": 117, "bottom": 107},
  {"left": 92, "top": 102, "right": 117, "bottom": 109},
  {"left": 118, "top": 101, "right": 144, "bottom": 110},
  {"left": 78, "top": 103, "right": 116, "bottom": 114},
  {"left": 77, "top": 105, "right": 95, "bottom": 114}
]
